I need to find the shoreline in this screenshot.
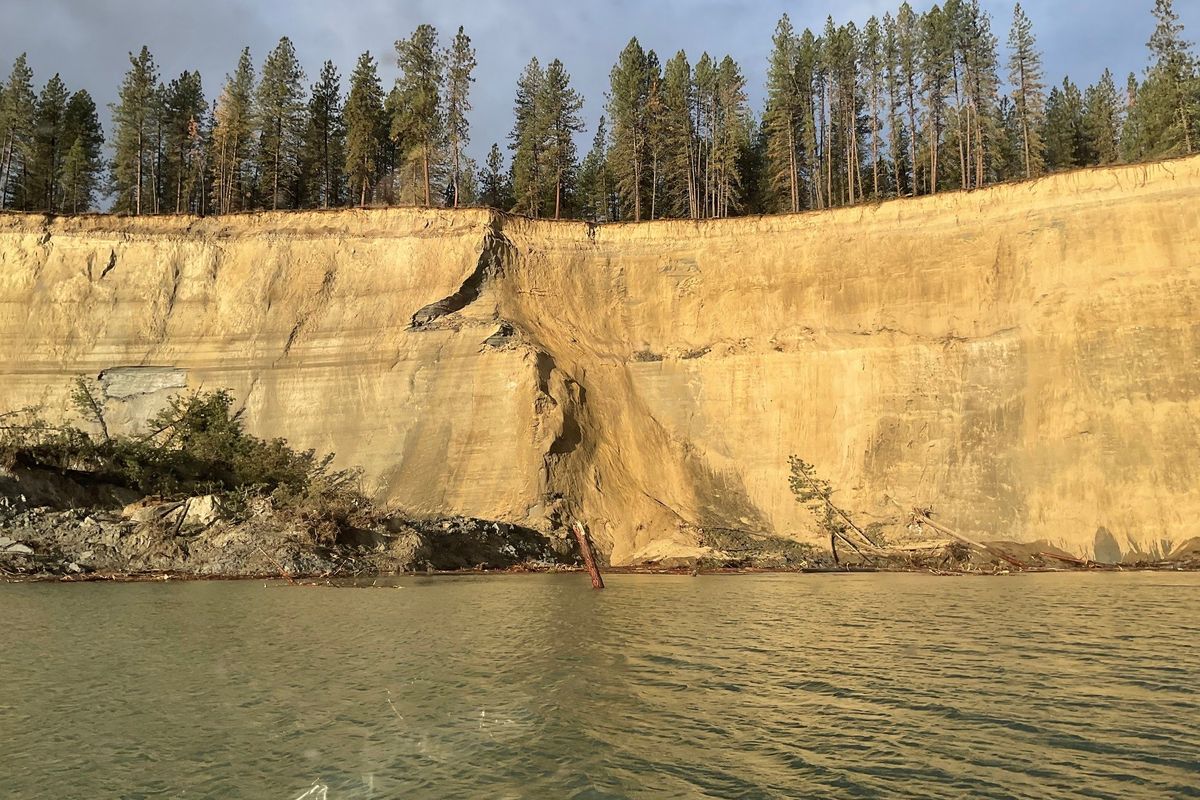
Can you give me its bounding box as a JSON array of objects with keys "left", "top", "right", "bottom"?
[{"left": 6, "top": 560, "right": 1197, "bottom": 585}]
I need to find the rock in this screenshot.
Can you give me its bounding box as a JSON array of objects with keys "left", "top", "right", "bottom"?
[
  {"left": 0, "top": 536, "right": 13, "bottom": 548},
  {"left": 182, "top": 495, "right": 223, "bottom": 527},
  {"left": 4, "top": 543, "right": 34, "bottom": 555},
  {"left": 67, "top": 562, "right": 83, "bottom": 574}
]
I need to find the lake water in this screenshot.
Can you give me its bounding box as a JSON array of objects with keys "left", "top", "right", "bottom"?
[{"left": 2, "top": 573, "right": 1198, "bottom": 799}]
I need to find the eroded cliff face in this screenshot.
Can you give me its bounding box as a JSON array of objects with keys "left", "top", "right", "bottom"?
[{"left": 2, "top": 158, "right": 1198, "bottom": 564}]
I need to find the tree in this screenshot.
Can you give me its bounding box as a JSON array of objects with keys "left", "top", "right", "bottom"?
[
  {"left": 1139, "top": 0, "right": 1198, "bottom": 155},
  {"left": 861, "top": 16, "right": 886, "bottom": 198},
  {"left": 0, "top": 54, "right": 36, "bottom": 210},
  {"left": 344, "top": 52, "right": 385, "bottom": 207},
  {"left": 763, "top": 14, "right": 803, "bottom": 212},
  {"left": 1083, "top": 69, "right": 1122, "bottom": 165},
  {"left": 445, "top": 27, "right": 476, "bottom": 208},
  {"left": 538, "top": 59, "right": 584, "bottom": 219},
  {"left": 608, "top": 38, "right": 651, "bottom": 221},
  {"left": 256, "top": 37, "right": 307, "bottom": 210},
  {"left": 210, "top": 48, "right": 255, "bottom": 214},
  {"left": 1043, "top": 77, "right": 1087, "bottom": 170},
  {"left": 883, "top": 13, "right": 912, "bottom": 194},
  {"left": 161, "top": 70, "right": 206, "bottom": 213},
  {"left": 921, "top": 6, "right": 953, "bottom": 193},
  {"left": 660, "top": 51, "right": 698, "bottom": 218},
  {"left": 393, "top": 24, "right": 444, "bottom": 206},
  {"left": 111, "top": 46, "right": 160, "bottom": 214},
  {"left": 58, "top": 90, "right": 104, "bottom": 213},
  {"left": 896, "top": 4, "right": 923, "bottom": 193},
  {"left": 303, "top": 60, "right": 346, "bottom": 208},
  {"left": 576, "top": 119, "right": 612, "bottom": 221},
  {"left": 478, "top": 142, "right": 512, "bottom": 210},
  {"left": 30, "top": 73, "right": 69, "bottom": 211},
  {"left": 509, "top": 57, "right": 545, "bottom": 216},
  {"left": 1007, "top": 3, "right": 1046, "bottom": 178}
]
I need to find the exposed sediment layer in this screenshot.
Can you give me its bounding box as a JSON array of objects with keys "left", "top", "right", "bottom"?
[{"left": 2, "top": 158, "right": 1198, "bottom": 564}]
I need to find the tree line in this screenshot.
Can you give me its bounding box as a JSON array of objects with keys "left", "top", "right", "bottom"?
[{"left": 0, "top": 0, "right": 1196, "bottom": 219}]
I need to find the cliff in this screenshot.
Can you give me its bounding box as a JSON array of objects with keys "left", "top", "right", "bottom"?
[{"left": 2, "top": 157, "right": 1198, "bottom": 565}]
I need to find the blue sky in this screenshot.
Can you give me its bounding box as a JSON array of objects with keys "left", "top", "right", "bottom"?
[{"left": 2, "top": 0, "right": 1196, "bottom": 164}]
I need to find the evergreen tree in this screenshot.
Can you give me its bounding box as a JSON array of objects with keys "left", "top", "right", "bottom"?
[
  {"left": 861, "top": 16, "right": 886, "bottom": 198},
  {"left": 921, "top": 6, "right": 953, "bottom": 193},
  {"left": 883, "top": 13, "right": 912, "bottom": 194},
  {"left": 608, "top": 38, "right": 651, "bottom": 221},
  {"left": 478, "top": 142, "right": 513, "bottom": 210},
  {"left": 256, "top": 37, "right": 307, "bottom": 210},
  {"left": 1138, "top": 0, "right": 1198, "bottom": 155},
  {"left": 110, "top": 46, "right": 160, "bottom": 214},
  {"left": 59, "top": 90, "right": 104, "bottom": 213},
  {"left": 0, "top": 55, "right": 37, "bottom": 210},
  {"left": 1007, "top": 3, "right": 1046, "bottom": 178},
  {"left": 660, "top": 51, "right": 698, "bottom": 218},
  {"left": 537, "top": 59, "right": 584, "bottom": 219},
  {"left": 30, "top": 73, "right": 69, "bottom": 211},
  {"left": 576, "top": 119, "right": 613, "bottom": 221},
  {"left": 344, "top": 51, "right": 385, "bottom": 207},
  {"left": 162, "top": 70, "right": 206, "bottom": 213},
  {"left": 896, "top": 4, "right": 923, "bottom": 194},
  {"left": 303, "top": 61, "right": 346, "bottom": 208},
  {"left": 763, "top": 14, "right": 803, "bottom": 212},
  {"left": 445, "top": 26, "right": 476, "bottom": 208},
  {"left": 509, "top": 57, "right": 546, "bottom": 216},
  {"left": 210, "top": 48, "right": 255, "bottom": 214},
  {"left": 1043, "top": 77, "right": 1087, "bottom": 170},
  {"left": 1084, "top": 70, "right": 1123, "bottom": 165},
  {"left": 393, "top": 24, "right": 444, "bottom": 206},
  {"left": 711, "top": 55, "right": 751, "bottom": 217}
]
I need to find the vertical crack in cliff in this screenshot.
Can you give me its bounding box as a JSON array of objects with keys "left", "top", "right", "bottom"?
[{"left": 275, "top": 266, "right": 338, "bottom": 364}]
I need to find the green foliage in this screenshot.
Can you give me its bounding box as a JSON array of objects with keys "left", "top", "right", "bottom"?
[
  {"left": 343, "top": 51, "right": 385, "bottom": 206},
  {"left": 256, "top": 37, "right": 307, "bottom": 210},
  {"left": 1, "top": 383, "right": 367, "bottom": 520},
  {"left": 109, "top": 46, "right": 160, "bottom": 214},
  {"left": 788, "top": 456, "right": 849, "bottom": 544},
  {"left": 303, "top": 60, "right": 347, "bottom": 209}
]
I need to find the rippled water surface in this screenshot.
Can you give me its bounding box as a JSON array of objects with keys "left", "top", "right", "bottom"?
[{"left": 3, "top": 573, "right": 1199, "bottom": 798}]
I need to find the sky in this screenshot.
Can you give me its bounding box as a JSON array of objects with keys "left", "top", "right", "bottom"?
[{"left": 2, "top": 0, "right": 1196, "bottom": 166}]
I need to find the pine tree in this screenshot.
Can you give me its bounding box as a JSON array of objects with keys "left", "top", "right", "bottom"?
[
  {"left": 393, "top": 24, "right": 444, "bottom": 206},
  {"left": 537, "top": 59, "right": 584, "bottom": 219},
  {"left": 478, "top": 142, "right": 512, "bottom": 210},
  {"left": 0, "top": 55, "right": 37, "bottom": 210},
  {"left": 30, "top": 73, "right": 69, "bottom": 211},
  {"left": 763, "top": 14, "right": 803, "bottom": 212},
  {"left": 883, "top": 13, "right": 911, "bottom": 194},
  {"left": 1140, "top": 0, "right": 1198, "bottom": 155},
  {"left": 608, "top": 38, "right": 651, "bottom": 221},
  {"left": 1084, "top": 69, "right": 1123, "bottom": 165},
  {"left": 162, "top": 70, "right": 206, "bottom": 213},
  {"left": 509, "top": 57, "right": 546, "bottom": 216},
  {"left": 344, "top": 51, "right": 385, "bottom": 207},
  {"left": 210, "top": 48, "right": 255, "bottom": 214},
  {"left": 576, "top": 119, "right": 612, "bottom": 221},
  {"left": 59, "top": 90, "right": 104, "bottom": 213},
  {"left": 256, "top": 37, "right": 306, "bottom": 210},
  {"left": 661, "top": 51, "right": 698, "bottom": 218},
  {"left": 921, "top": 6, "right": 953, "bottom": 193},
  {"left": 445, "top": 27, "right": 476, "bottom": 208},
  {"left": 110, "top": 46, "right": 160, "bottom": 214},
  {"left": 861, "top": 16, "right": 886, "bottom": 198},
  {"left": 712, "top": 55, "right": 751, "bottom": 217},
  {"left": 896, "top": 4, "right": 923, "bottom": 194},
  {"left": 1043, "top": 77, "right": 1087, "bottom": 170},
  {"left": 1008, "top": 3, "right": 1046, "bottom": 178},
  {"left": 303, "top": 61, "right": 346, "bottom": 208}
]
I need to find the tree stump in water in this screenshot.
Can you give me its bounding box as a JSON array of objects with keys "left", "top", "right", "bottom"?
[{"left": 570, "top": 521, "right": 605, "bottom": 590}]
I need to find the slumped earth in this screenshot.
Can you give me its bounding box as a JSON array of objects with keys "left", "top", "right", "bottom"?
[{"left": 3, "top": 573, "right": 1198, "bottom": 799}]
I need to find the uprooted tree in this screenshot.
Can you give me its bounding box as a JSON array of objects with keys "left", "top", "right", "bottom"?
[
  {"left": 0, "top": 378, "right": 375, "bottom": 542},
  {"left": 788, "top": 455, "right": 881, "bottom": 564}
]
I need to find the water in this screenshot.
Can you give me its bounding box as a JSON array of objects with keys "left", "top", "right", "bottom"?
[{"left": 2, "top": 573, "right": 1198, "bottom": 799}]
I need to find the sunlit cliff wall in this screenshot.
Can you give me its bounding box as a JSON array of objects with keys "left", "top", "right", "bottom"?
[{"left": 1, "top": 157, "right": 1197, "bottom": 564}]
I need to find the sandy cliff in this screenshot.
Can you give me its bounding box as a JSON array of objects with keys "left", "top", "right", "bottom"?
[{"left": 1, "top": 158, "right": 1197, "bottom": 564}]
